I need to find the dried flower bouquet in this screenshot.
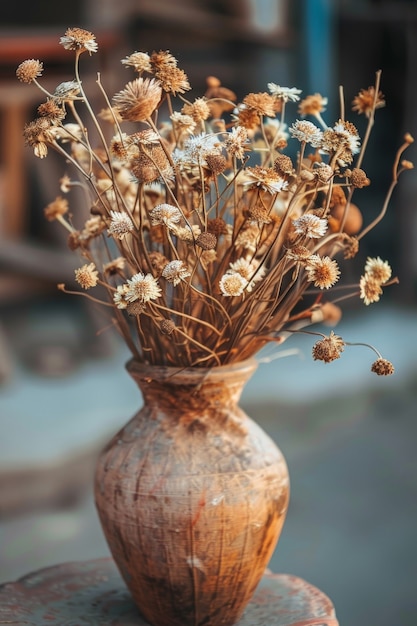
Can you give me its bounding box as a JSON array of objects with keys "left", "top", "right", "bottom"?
[{"left": 17, "top": 27, "right": 413, "bottom": 371}]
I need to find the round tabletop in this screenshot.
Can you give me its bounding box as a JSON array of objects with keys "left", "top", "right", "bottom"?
[{"left": 0, "top": 557, "right": 338, "bottom": 625}]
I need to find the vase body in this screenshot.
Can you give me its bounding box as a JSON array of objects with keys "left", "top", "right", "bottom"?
[{"left": 94, "top": 358, "right": 290, "bottom": 626}]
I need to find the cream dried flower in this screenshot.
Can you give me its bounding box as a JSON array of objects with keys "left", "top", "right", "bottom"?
[
  {"left": 219, "top": 272, "right": 248, "bottom": 296},
  {"left": 267, "top": 83, "right": 302, "bottom": 102},
  {"left": 59, "top": 27, "right": 98, "bottom": 54},
  {"left": 292, "top": 214, "right": 328, "bottom": 238},
  {"left": 359, "top": 274, "right": 383, "bottom": 305},
  {"left": 162, "top": 260, "right": 191, "bottom": 285},
  {"left": 290, "top": 120, "right": 323, "bottom": 147},
  {"left": 305, "top": 255, "right": 340, "bottom": 289},
  {"left": 228, "top": 258, "right": 265, "bottom": 292},
  {"left": 121, "top": 51, "right": 152, "bottom": 73},
  {"left": 364, "top": 257, "right": 392, "bottom": 284},
  {"left": 125, "top": 273, "right": 162, "bottom": 303},
  {"left": 113, "top": 284, "right": 129, "bottom": 309},
  {"left": 150, "top": 204, "right": 182, "bottom": 228},
  {"left": 75, "top": 263, "right": 99, "bottom": 289},
  {"left": 108, "top": 210, "right": 134, "bottom": 239},
  {"left": 224, "top": 126, "right": 249, "bottom": 160}
]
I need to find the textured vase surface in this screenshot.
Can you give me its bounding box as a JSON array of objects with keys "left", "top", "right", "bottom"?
[{"left": 94, "top": 358, "right": 290, "bottom": 626}]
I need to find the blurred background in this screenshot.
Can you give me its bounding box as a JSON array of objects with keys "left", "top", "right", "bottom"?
[{"left": 0, "top": 1, "right": 416, "bottom": 624}]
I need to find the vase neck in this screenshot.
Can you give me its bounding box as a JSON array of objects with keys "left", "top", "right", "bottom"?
[{"left": 126, "top": 359, "right": 258, "bottom": 411}]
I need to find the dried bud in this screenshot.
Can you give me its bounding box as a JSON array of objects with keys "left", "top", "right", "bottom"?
[
  {"left": 160, "top": 319, "right": 176, "bottom": 335},
  {"left": 350, "top": 168, "right": 370, "bottom": 188}
]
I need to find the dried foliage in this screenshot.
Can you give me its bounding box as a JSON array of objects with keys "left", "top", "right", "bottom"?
[{"left": 17, "top": 28, "right": 413, "bottom": 372}]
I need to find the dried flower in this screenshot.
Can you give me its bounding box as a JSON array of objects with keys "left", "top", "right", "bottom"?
[
  {"left": 292, "top": 214, "right": 328, "bottom": 239},
  {"left": 371, "top": 358, "right": 394, "bottom": 376},
  {"left": 305, "top": 255, "right": 340, "bottom": 289},
  {"left": 352, "top": 86, "right": 385, "bottom": 118},
  {"left": 359, "top": 274, "right": 383, "bottom": 305},
  {"left": 108, "top": 210, "right": 134, "bottom": 239},
  {"left": 125, "top": 273, "right": 162, "bottom": 303},
  {"left": 150, "top": 204, "right": 182, "bottom": 229},
  {"left": 18, "top": 37, "right": 409, "bottom": 373},
  {"left": 298, "top": 93, "right": 328, "bottom": 116},
  {"left": 113, "top": 78, "right": 162, "bottom": 122},
  {"left": 290, "top": 120, "right": 323, "bottom": 147},
  {"left": 121, "top": 51, "right": 152, "bottom": 73},
  {"left": 162, "top": 260, "right": 191, "bottom": 285},
  {"left": 75, "top": 263, "right": 99, "bottom": 289},
  {"left": 364, "top": 257, "right": 392, "bottom": 284},
  {"left": 267, "top": 83, "right": 302, "bottom": 102},
  {"left": 219, "top": 272, "right": 248, "bottom": 296},
  {"left": 59, "top": 27, "right": 97, "bottom": 54},
  {"left": 243, "top": 92, "right": 277, "bottom": 117},
  {"left": 44, "top": 196, "right": 69, "bottom": 221},
  {"left": 312, "top": 332, "right": 345, "bottom": 363},
  {"left": 16, "top": 59, "right": 43, "bottom": 83}
]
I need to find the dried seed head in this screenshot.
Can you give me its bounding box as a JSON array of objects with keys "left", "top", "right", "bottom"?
[
  {"left": 196, "top": 232, "right": 217, "bottom": 250},
  {"left": 371, "top": 358, "right": 394, "bottom": 376},
  {"left": 364, "top": 257, "right": 392, "bottom": 283},
  {"left": 312, "top": 331, "right": 345, "bottom": 363},
  {"left": 127, "top": 301, "right": 146, "bottom": 316},
  {"left": 274, "top": 154, "right": 294, "bottom": 176},
  {"left": 207, "top": 217, "right": 228, "bottom": 237},
  {"left": 342, "top": 235, "right": 360, "bottom": 259},
  {"left": 205, "top": 153, "right": 227, "bottom": 174},
  {"left": 121, "top": 51, "right": 152, "bottom": 73}
]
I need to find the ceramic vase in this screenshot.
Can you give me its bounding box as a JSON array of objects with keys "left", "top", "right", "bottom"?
[{"left": 94, "top": 358, "right": 290, "bottom": 626}]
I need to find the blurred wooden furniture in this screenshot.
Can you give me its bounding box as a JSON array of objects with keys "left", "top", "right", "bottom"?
[{"left": 0, "top": 557, "right": 339, "bottom": 625}]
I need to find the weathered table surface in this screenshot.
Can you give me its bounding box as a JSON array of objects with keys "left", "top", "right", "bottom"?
[{"left": 0, "top": 557, "right": 339, "bottom": 625}]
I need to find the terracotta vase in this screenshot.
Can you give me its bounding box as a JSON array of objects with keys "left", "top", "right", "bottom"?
[{"left": 94, "top": 358, "right": 290, "bottom": 626}]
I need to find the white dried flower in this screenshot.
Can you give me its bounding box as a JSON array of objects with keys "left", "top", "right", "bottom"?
[
  {"left": 108, "top": 211, "right": 134, "bottom": 239},
  {"left": 126, "top": 273, "right": 162, "bottom": 303},
  {"left": 292, "top": 214, "right": 328, "bottom": 238},
  {"left": 219, "top": 272, "right": 248, "bottom": 296}
]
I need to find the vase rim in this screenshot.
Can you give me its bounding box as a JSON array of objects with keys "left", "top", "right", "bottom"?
[{"left": 126, "top": 357, "right": 258, "bottom": 385}]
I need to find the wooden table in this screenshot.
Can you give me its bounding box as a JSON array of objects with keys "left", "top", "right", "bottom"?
[{"left": 0, "top": 557, "right": 339, "bottom": 625}]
